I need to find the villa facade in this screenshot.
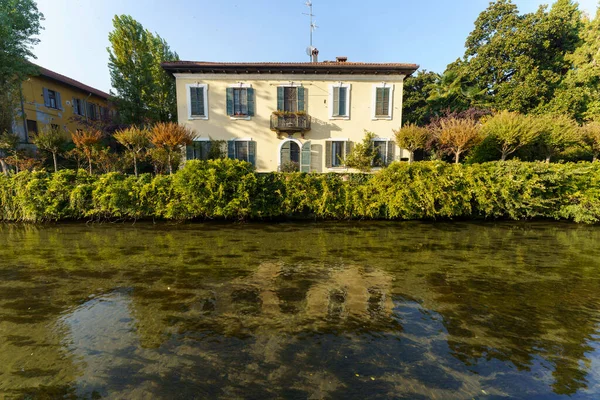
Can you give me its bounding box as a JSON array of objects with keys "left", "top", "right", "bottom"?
[{"left": 162, "top": 59, "right": 418, "bottom": 172}]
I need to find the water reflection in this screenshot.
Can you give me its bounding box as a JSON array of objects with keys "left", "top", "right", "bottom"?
[{"left": 1, "top": 222, "right": 600, "bottom": 398}]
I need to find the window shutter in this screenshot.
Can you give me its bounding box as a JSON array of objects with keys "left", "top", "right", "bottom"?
[
  {"left": 202, "top": 141, "right": 211, "bottom": 160},
  {"left": 227, "top": 140, "right": 236, "bottom": 159},
  {"left": 56, "top": 92, "right": 62, "bottom": 110},
  {"left": 338, "top": 87, "right": 346, "bottom": 116},
  {"left": 248, "top": 141, "right": 257, "bottom": 167},
  {"left": 375, "top": 88, "right": 383, "bottom": 115},
  {"left": 247, "top": 88, "right": 255, "bottom": 116},
  {"left": 72, "top": 98, "right": 78, "bottom": 115},
  {"left": 387, "top": 141, "right": 396, "bottom": 165},
  {"left": 190, "top": 88, "right": 199, "bottom": 116},
  {"left": 345, "top": 141, "right": 353, "bottom": 163},
  {"left": 297, "top": 87, "right": 305, "bottom": 112},
  {"left": 280, "top": 141, "right": 291, "bottom": 165},
  {"left": 300, "top": 141, "right": 311, "bottom": 173},
  {"left": 325, "top": 141, "right": 332, "bottom": 168},
  {"left": 43, "top": 88, "right": 50, "bottom": 107},
  {"left": 226, "top": 88, "right": 234, "bottom": 116},
  {"left": 332, "top": 87, "right": 340, "bottom": 117},
  {"left": 277, "top": 87, "right": 284, "bottom": 111},
  {"left": 382, "top": 88, "right": 390, "bottom": 116}
]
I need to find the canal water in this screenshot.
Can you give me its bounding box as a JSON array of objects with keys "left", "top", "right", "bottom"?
[{"left": 1, "top": 222, "right": 600, "bottom": 399}]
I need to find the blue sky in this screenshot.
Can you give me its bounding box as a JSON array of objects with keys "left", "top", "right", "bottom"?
[{"left": 32, "top": 0, "right": 598, "bottom": 93}]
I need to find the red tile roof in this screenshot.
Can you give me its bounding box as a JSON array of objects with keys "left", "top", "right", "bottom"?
[
  {"left": 162, "top": 61, "right": 419, "bottom": 76},
  {"left": 33, "top": 64, "right": 111, "bottom": 99}
]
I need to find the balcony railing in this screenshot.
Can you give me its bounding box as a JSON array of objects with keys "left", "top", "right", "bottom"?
[{"left": 270, "top": 112, "right": 311, "bottom": 132}]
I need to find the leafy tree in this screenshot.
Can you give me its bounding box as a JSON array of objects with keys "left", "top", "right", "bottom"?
[
  {"left": 344, "top": 130, "right": 377, "bottom": 172},
  {"left": 0, "top": 132, "right": 19, "bottom": 174},
  {"left": 402, "top": 71, "right": 438, "bottom": 125},
  {"left": 581, "top": 121, "right": 600, "bottom": 161},
  {"left": 72, "top": 129, "right": 103, "bottom": 174},
  {"left": 459, "top": 0, "right": 582, "bottom": 114},
  {"left": 0, "top": 0, "right": 43, "bottom": 132},
  {"left": 393, "top": 123, "right": 430, "bottom": 163},
  {"left": 536, "top": 114, "right": 579, "bottom": 163},
  {"left": 108, "top": 15, "right": 179, "bottom": 125},
  {"left": 434, "top": 118, "right": 483, "bottom": 164},
  {"left": 481, "top": 111, "right": 541, "bottom": 161},
  {"left": 113, "top": 127, "right": 150, "bottom": 176},
  {"left": 427, "top": 67, "right": 487, "bottom": 113},
  {"left": 150, "top": 122, "right": 195, "bottom": 174},
  {"left": 32, "top": 126, "right": 68, "bottom": 172}
]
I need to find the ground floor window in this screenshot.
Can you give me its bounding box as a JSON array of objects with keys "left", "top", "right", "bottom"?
[
  {"left": 372, "top": 139, "right": 395, "bottom": 166},
  {"left": 326, "top": 140, "right": 351, "bottom": 168},
  {"left": 187, "top": 141, "right": 211, "bottom": 161},
  {"left": 227, "top": 139, "right": 256, "bottom": 167}
]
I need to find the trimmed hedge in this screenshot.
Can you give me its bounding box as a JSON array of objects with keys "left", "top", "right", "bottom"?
[{"left": 1, "top": 159, "right": 600, "bottom": 223}]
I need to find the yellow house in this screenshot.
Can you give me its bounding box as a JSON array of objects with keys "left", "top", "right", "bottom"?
[
  {"left": 14, "top": 64, "right": 112, "bottom": 143},
  {"left": 162, "top": 57, "right": 418, "bottom": 172}
]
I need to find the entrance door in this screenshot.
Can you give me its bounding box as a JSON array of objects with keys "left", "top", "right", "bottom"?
[{"left": 280, "top": 140, "right": 301, "bottom": 170}]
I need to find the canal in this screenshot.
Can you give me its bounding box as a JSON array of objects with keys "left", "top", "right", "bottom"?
[{"left": 1, "top": 221, "right": 599, "bottom": 399}]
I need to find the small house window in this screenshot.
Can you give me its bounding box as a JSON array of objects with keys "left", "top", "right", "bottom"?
[
  {"left": 373, "top": 84, "right": 394, "bottom": 119},
  {"left": 277, "top": 86, "right": 306, "bottom": 113},
  {"left": 26, "top": 120, "right": 38, "bottom": 142},
  {"left": 326, "top": 140, "right": 351, "bottom": 168},
  {"left": 43, "top": 88, "right": 61, "bottom": 110},
  {"left": 87, "top": 103, "right": 98, "bottom": 120},
  {"left": 226, "top": 86, "right": 255, "bottom": 117},
  {"left": 330, "top": 84, "right": 350, "bottom": 118},
  {"left": 187, "top": 84, "right": 208, "bottom": 119},
  {"left": 372, "top": 139, "right": 395, "bottom": 166},
  {"left": 187, "top": 140, "right": 212, "bottom": 161},
  {"left": 227, "top": 139, "right": 257, "bottom": 166},
  {"left": 73, "top": 98, "right": 85, "bottom": 116}
]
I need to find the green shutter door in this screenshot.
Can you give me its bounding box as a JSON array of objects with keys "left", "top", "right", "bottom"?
[
  {"left": 247, "top": 88, "right": 255, "bottom": 116},
  {"left": 226, "top": 88, "right": 234, "bottom": 116},
  {"left": 301, "top": 141, "right": 311, "bottom": 173},
  {"left": 332, "top": 87, "right": 340, "bottom": 117},
  {"left": 325, "top": 141, "right": 332, "bottom": 168},
  {"left": 277, "top": 87, "right": 284, "bottom": 111},
  {"left": 227, "top": 140, "right": 235, "bottom": 159},
  {"left": 297, "top": 87, "right": 305, "bottom": 112},
  {"left": 248, "top": 141, "right": 257, "bottom": 167},
  {"left": 387, "top": 141, "right": 395, "bottom": 165}
]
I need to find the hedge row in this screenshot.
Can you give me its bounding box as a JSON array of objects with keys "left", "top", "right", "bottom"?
[{"left": 1, "top": 159, "right": 599, "bottom": 223}]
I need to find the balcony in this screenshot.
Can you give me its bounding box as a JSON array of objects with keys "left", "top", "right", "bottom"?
[{"left": 270, "top": 112, "right": 311, "bottom": 133}]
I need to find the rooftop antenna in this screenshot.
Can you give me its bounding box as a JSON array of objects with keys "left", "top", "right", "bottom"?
[{"left": 303, "top": 1, "right": 318, "bottom": 61}]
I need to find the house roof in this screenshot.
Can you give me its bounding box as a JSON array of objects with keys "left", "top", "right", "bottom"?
[
  {"left": 162, "top": 61, "right": 419, "bottom": 76},
  {"left": 33, "top": 64, "right": 111, "bottom": 100}
]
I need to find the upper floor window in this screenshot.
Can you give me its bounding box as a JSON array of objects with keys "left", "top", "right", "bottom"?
[
  {"left": 277, "top": 85, "right": 306, "bottom": 113},
  {"left": 87, "top": 103, "right": 98, "bottom": 120},
  {"left": 43, "top": 88, "right": 62, "bottom": 110},
  {"left": 373, "top": 84, "right": 394, "bottom": 119},
  {"left": 187, "top": 84, "right": 208, "bottom": 119},
  {"left": 329, "top": 83, "right": 351, "bottom": 119},
  {"left": 226, "top": 85, "right": 255, "bottom": 117},
  {"left": 73, "top": 98, "right": 85, "bottom": 116}
]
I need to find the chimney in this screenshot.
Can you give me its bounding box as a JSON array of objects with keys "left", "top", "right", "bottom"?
[
  {"left": 336, "top": 56, "right": 348, "bottom": 63},
  {"left": 311, "top": 48, "right": 319, "bottom": 63}
]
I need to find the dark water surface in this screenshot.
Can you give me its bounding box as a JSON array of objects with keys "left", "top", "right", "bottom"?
[{"left": 1, "top": 222, "right": 600, "bottom": 399}]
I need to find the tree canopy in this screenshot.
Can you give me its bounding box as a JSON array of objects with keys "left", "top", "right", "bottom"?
[{"left": 108, "top": 15, "right": 179, "bottom": 125}]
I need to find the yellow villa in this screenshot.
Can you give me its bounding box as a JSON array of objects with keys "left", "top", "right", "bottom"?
[
  {"left": 162, "top": 57, "right": 418, "bottom": 172},
  {"left": 13, "top": 64, "right": 113, "bottom": 143}
]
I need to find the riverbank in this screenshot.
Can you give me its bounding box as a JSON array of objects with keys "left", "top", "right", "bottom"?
[{"left": 1, "top": 159, "right": 599, "bottom": 223}]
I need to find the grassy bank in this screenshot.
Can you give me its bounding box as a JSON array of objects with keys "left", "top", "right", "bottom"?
[{"left": 1, "top": 159, "right": 599, "bottom": 223}]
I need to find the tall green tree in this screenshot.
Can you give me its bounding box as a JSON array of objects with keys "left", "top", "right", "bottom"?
[
  {"left": 0, "top": 0, "right": 43, "bottom": 132},
  {"left": 402, "top": 71, "right": 438, "bottom": 126},
  {"left": 459, "top": 0, "right": 582, "bottom": 114},
  {"left": 108, "top": 15, "right": 179, "bottom": 125}
]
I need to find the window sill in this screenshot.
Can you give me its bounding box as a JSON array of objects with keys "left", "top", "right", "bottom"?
[
  {"left": 329, "top": 116, "right": 350, "bottom": 120},
  {"left": 372, "top": 116, "right": 392, "bottom": 120},
  {"left": 188, "top": 116, "right": 208, "bottom": 120},
  {"left": 327, "top": 166, "right": 348, "bottom": 171},
  {"left": 229, "top": 115, "right": 251, "bottom": 120}
]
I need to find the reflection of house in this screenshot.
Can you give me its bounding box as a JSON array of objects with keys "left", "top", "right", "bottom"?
[
  {"left": 162, "top": 56, "right": 418, "bottom": 172},
  {"left": 13, "top": 65, "right": 113, "bottom": 143}
]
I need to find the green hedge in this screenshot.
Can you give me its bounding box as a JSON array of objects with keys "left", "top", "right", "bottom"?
[{"left": 1, "top": 159, "right": 600, "bottom": 223}]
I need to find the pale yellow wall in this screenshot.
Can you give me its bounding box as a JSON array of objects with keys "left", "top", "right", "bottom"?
[
  {"left": 175, "top": 73, "right": 410, "bottom": 172},
  {"left": 16, "top": 75, "right": 110, "bottom": 142}
]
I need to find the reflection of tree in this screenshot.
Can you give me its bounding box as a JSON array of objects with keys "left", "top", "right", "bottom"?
[{"left": 1, "top": 222, "right": 600, "bottom": 397}]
